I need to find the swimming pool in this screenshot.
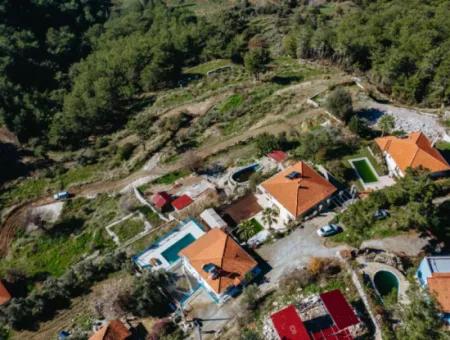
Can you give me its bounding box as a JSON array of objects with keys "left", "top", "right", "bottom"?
[
  {"left": 374, "top": 270, "right": 399, "bottom": 298},
  {"left": 231, "top": 163, "right": 260, "bottom": 183},
  {"left": 161, "top": 233, "right": 196, "bottom": 264},
  {"left": 351, "top": 158, "right": 378, "bottom": 183}
]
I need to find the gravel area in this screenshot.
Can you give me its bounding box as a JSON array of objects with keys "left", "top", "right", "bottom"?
[
  {"left": 360, "top": 232, "right": 430, "bottom": 257},
  {"left": 359, "top": 100, "right": 445, "bottom": 140},
  {"left": 257, "top": 212, "right": 346, "bottom": 291}
]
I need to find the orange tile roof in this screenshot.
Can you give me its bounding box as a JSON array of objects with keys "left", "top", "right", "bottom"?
[
  {"left": 260, "top": 161, "right": 337, "bottom": 217},
  {"left": 427, "top": 273, "right": 450, "bottom": 313},
  {"left": 89, "top": 320, "right": 131, "bottom": 340},
  {"left": 0, "top": 281, "right": 11, "bottom": 305},
  {"left": 179, "top": 229, "right": 257, "bottom": 294},
  {"left": 375, "top": 132, "right": 450, "bottom": 174}
]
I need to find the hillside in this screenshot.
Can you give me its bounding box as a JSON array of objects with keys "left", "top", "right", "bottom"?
[{"left": 0, "top": 1, "right": 450, "bottom": 339}]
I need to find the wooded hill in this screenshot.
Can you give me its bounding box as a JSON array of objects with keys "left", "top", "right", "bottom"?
[{"left": 0, "top": 0, "right": 449, "bottom": 149}]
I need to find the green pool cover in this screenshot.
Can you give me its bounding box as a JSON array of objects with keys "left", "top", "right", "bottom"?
[{"left": 352, "top": 159, "right": 378, "bottom": 183}]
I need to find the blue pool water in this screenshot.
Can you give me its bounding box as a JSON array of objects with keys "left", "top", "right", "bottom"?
[{"left": 161, "top": 233, "right": 196, "bottom": 264}]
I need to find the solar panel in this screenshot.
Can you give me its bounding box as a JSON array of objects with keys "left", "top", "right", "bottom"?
[{"left": 286, "top": 171, "right": 301, "bottom": 180}]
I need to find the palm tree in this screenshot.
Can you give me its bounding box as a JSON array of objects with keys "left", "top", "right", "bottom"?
[
  {"left": 237, "top": 220, "right": 257, "bottom": 241},
  {"left": 378, "top": 114, "right": 395, "bottom": 136},
  {"left": 262, "top": 207, "right": 279, "bottom": 230}
]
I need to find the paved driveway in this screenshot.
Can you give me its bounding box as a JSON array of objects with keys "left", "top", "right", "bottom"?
[{"left": 257, "top": 212, "right": 346, "bottom": 291}]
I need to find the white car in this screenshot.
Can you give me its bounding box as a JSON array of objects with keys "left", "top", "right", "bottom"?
[{"left": 317, "top": 224, "right": 341, "bottom": 237}]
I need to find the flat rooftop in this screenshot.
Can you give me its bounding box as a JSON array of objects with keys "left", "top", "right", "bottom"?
[{"left": 427, "top": 256, "right": 450, "bottom": 274}]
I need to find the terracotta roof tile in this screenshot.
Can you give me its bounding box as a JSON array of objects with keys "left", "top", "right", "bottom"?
[
  {"left": 89, "top": 320, "right": 131, "bottom": 340},
  {"left": 0, "top": 281, "right": 11, "bottom": 305},
  {"left": 261, "top": 161, "right": 337, "bottom": 217},
  {"left": 267, "top": 150, "right": 288, "bottom": 163},
  {"left": 375, "top": 132, "right": 450, "bottom": 174},
  {"left": 428, "top": 273, "right": 450, "bottom": 313},
  {"left": 179, "top": 229, "right": 257, "bottom": 294}
]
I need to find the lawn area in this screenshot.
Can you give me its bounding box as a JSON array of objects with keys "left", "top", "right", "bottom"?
[
  {"left": 112, "top": 217, "right": 144, "bottom": 242},
  {"left": 138, "top": 206, "right": 163, "bottom": 227},
  {"left": 0, "top": 195, "right": 119, "bottom": 277},
  {"left": 351, "top": 158, "right": 378, "bottom": 183},
  {"left": 436, "top": 141, "right": 450, "bottom": 151},
  {"left": 218, "top": 94, "right": 244, "bottom": 113},
  {"left": 151, "top": 169, "right": 190, "bottom": 185}
]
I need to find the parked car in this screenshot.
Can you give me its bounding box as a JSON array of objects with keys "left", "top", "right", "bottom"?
[
  {"left": 373, "top": 209, "right": 389, "bottom": 220},
  {"left": 317, "top": 224, "right": 341, "bottom": 237},
  {"left": 53, "top": 191, "right": 71, "bottom": 200}
]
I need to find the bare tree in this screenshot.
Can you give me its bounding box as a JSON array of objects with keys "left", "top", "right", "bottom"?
[{"left": 182, "top": 150, "right": 204, "bottom": 174}]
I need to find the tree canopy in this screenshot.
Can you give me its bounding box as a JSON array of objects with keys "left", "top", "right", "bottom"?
[{"left": 291, "top": 0, "right": 450, "bottom": 106}]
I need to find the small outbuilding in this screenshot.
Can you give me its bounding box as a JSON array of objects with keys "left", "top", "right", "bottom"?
[
  {"left": 152, "top": 191, "right": 172, "bottom": 211},
  {"left": 171, "top": 194, "right": 193, "bottom": 211},
  {"left": 200, "top": 208, "right": 228, "bottom": 229}
]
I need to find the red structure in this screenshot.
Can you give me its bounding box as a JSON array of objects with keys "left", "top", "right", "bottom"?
[
  {"left": 171, "top": 194, "right": 193, "bottom": 211},
  {"left": 268, "top": 150, "right": 288, "bottom": 163},
  {"left": 152, "top": 191, "right": 171, "bottom": 210},
  {"left": 271, "top": 305, "right": 310, "bottom": 340},
  {"left": 320, "top": 290, "right": 359, "bottom": 330},
  {"left": 311, "top": 326, "right": 353, "bottom": 340}
]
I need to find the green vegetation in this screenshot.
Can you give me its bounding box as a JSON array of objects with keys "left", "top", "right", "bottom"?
[
  {"left": 119, "top": 270, "right": 173, "bottom": 317},
  {"left": 219, "top": 94, "right": 244, "bottom": 114},
  {"left": 151, "top": 169, "right": 190, "bottom": 185},
  {"left": 292, "top": 0, "right": 450, "bottom": 106},
  {"left": 333, "top": 169, "right": 445, "bottom": 246},
  {"left": 184, "top": 59, "right": 232, "bottom": 75},
  {"left": 436, "top": 141, "right": 450, "bottom": 151},
  {"left": 112, "top": 217, "right": 144, "bottom": 242},
  {"left": 0, "top": 195, "right": 120, "bottom": 277},
  {"left": 0, "top": 252, "right": 126, "bottom": 330},
  {"left": 326, "top": 88, "right": 353, "bottom": 122},
  {"left": 236, "top": 219, "right": 263, "bottom": 242},
  {"left": 138, "top": 206, "right": 163, "bottom": 227},
  {"left": 0, "top": 163, "right": 102, "bottom": 207}
]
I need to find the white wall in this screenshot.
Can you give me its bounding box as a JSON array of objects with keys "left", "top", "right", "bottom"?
[{"left": 384, "top": 152, "right": 404, "bottom": 177}]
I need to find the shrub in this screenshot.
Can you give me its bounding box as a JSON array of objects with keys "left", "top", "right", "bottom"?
[
  {"left": 326, "top": 87, "right": 353, "bottom": 122},
  {"left": 118, "top": 143, "right": 136, "bottom": 161},
  {"left": 240, "top": 284, "right": 261, "bottom": 311}
]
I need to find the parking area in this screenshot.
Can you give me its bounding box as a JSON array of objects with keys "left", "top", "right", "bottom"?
[{"left": 257, "top": 212, "right": 347, "bottom": 291}]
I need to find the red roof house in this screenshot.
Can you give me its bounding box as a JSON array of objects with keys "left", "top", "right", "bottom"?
[
  {"left": 270, "top": 305, "right": 310, "bottom": 340},
  {"left": 152, "top": 191, "right": 172, "bottom": 209},
  {"left": 171, "top": 194, "right": 193, "bottom": 211},
  {"left": 320, "top": 290, "right": 359, "bottom": 330},
  {"left": 268, "top": 150, "right": 288, "bottom": 163}
]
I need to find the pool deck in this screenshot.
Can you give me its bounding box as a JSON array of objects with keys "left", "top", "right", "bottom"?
[
  {"left": 349, "top": 157, "right": 395, "bottom": 190},
  {"left": 133, "top": 219, "right": 205, "bottom": 271},
  {"left": 359, "top": 261, "right": 410, "bottom": 304}
]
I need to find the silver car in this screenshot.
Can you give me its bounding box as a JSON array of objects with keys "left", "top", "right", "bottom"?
[{"left": 317, "top": 224, "right": 341, "bottom": 237}]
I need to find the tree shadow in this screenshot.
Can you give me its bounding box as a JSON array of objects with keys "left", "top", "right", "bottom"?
[
  {"left": 270, "top": 75, "right": 303, "bottom": 85},
  {"left": 356, "top": 108, "right": 386, "bottom": 125},
  {"left": 48, "top": 217, "right": 85, "bottom": 237},
  {"left": 0, "top": 142, "right": 28, "bottom": 185}
]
